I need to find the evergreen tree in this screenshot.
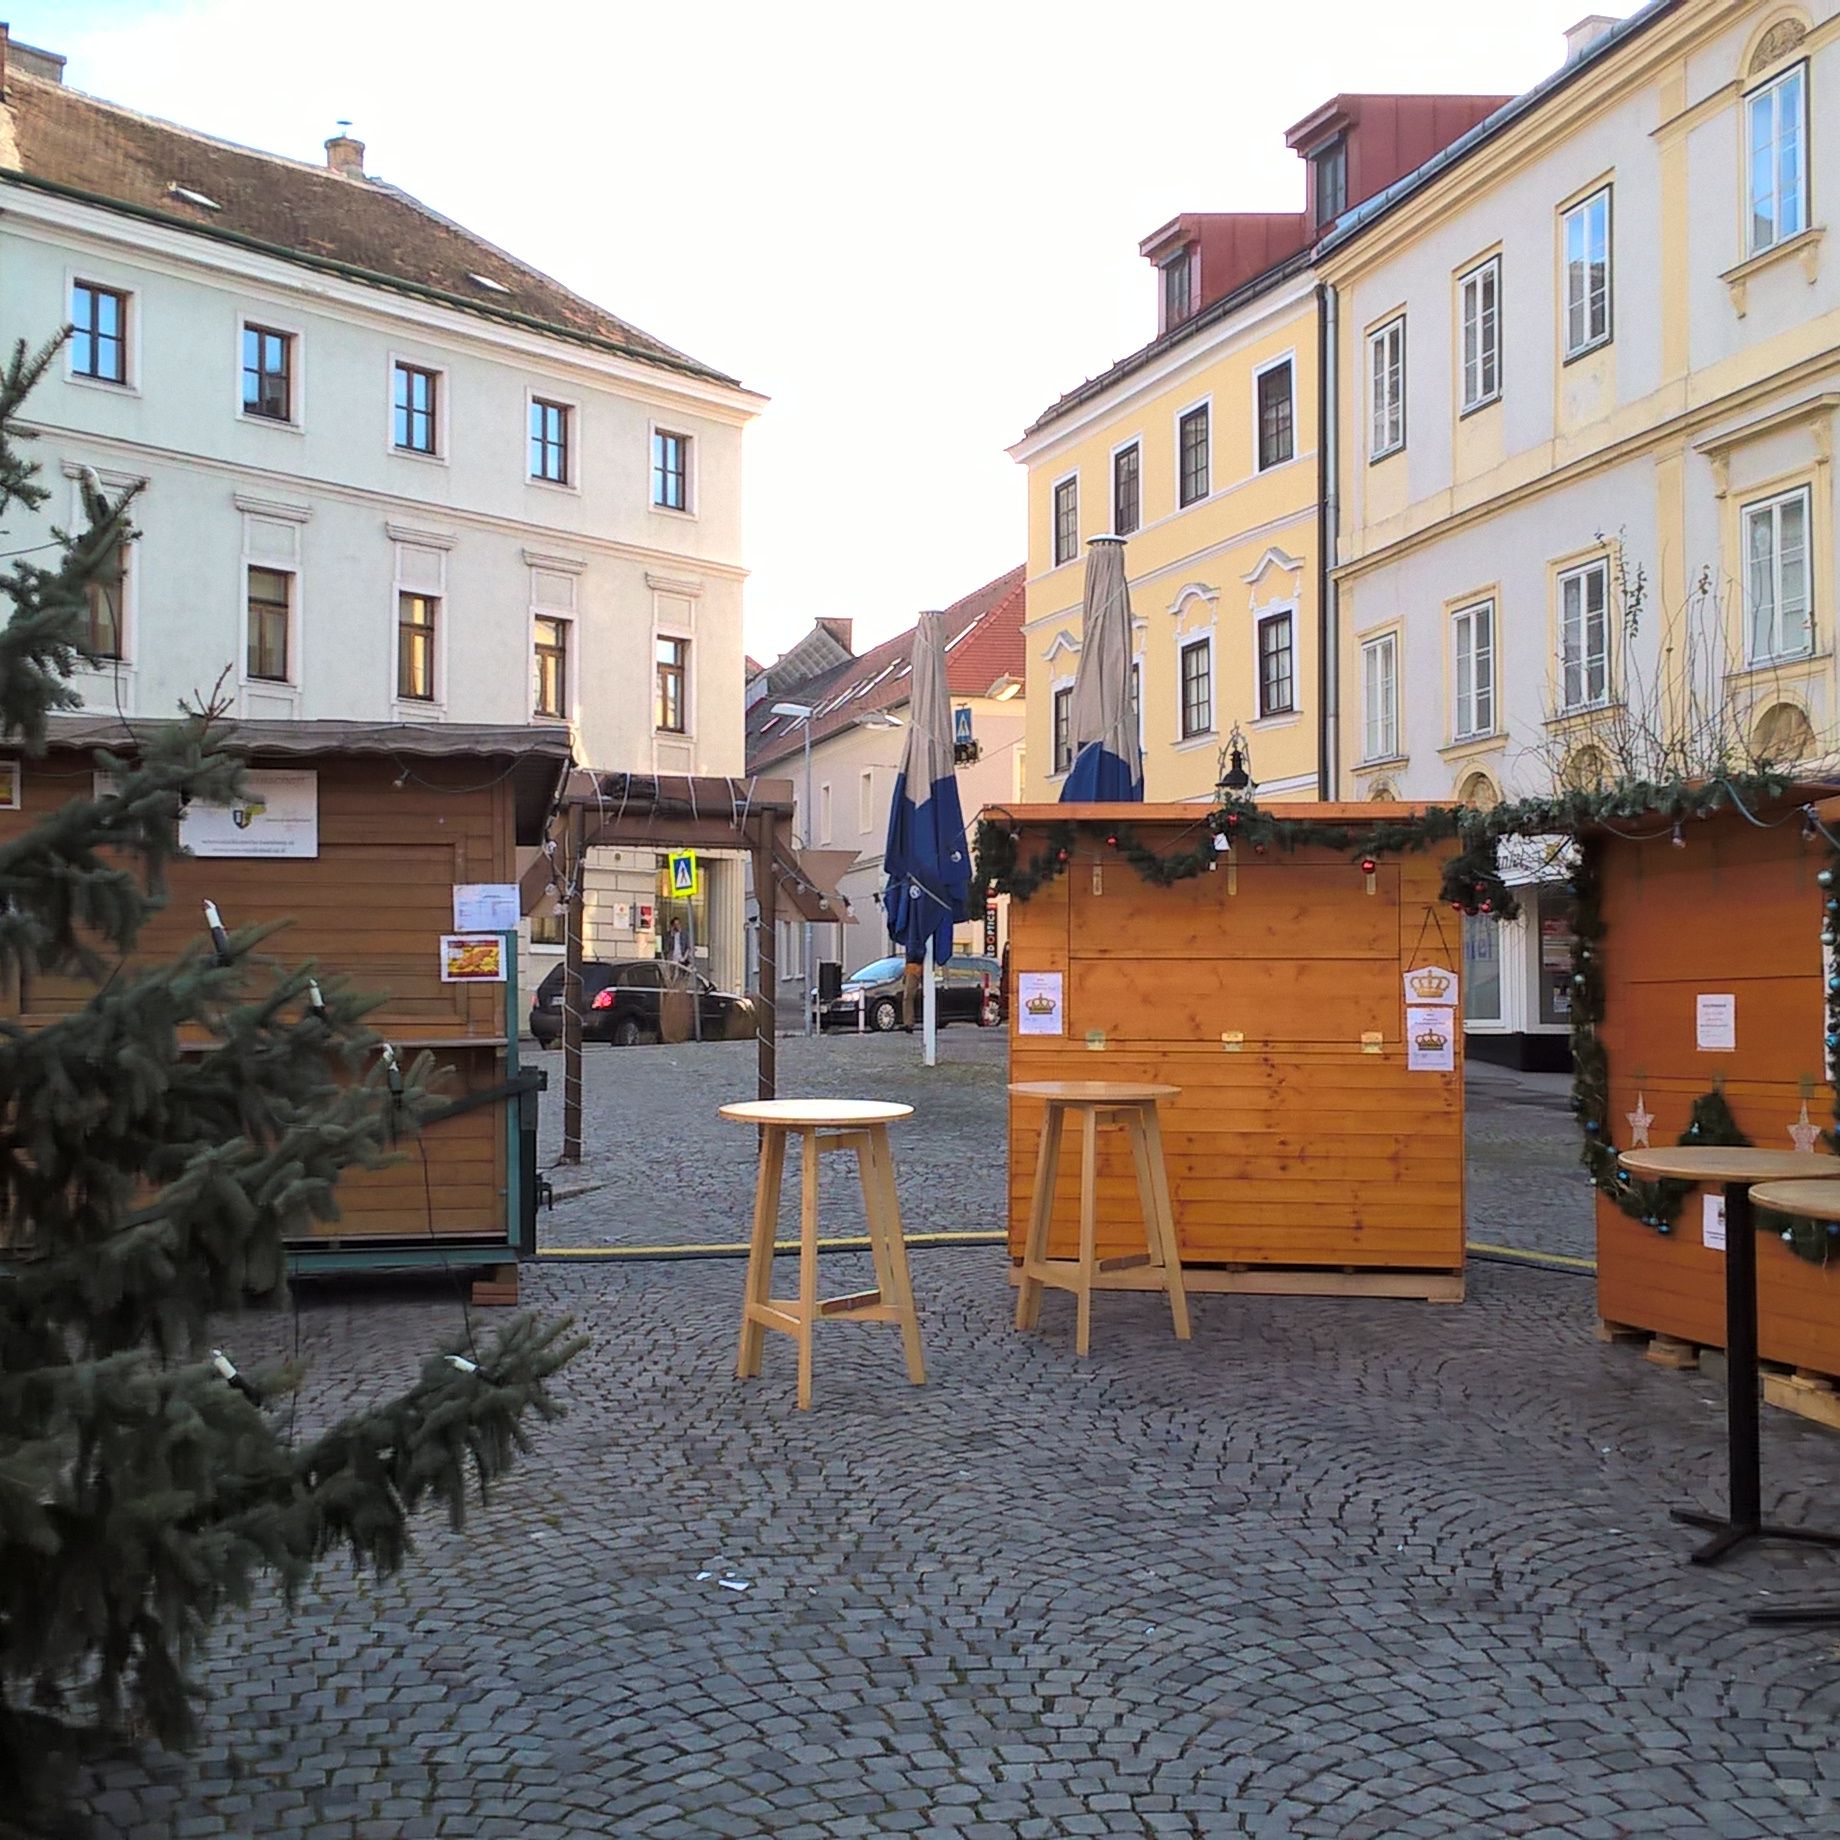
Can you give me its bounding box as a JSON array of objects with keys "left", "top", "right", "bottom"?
[{"left": 0, "top": 333, "right": 584, "bottom": 1836}]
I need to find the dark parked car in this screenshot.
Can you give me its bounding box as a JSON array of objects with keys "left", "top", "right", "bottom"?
[
  {"left": 818, "top": 953, "right": 1004, "bottom": 1033},
  {"left": 529, "top": 960, "right": 764, "bottom": 1047}
]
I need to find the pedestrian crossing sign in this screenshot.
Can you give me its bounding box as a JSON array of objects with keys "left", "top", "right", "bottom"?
[{"left": 668, "top": 850, "right": 701, "bottom": 899}]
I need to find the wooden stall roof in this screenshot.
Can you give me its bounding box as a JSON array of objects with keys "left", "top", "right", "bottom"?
[
  {"left": 38, "top": 715, "right": 572, "bottom": 844},
  {"left": 993, "top": 800, "right": 1443, "bottom": 824}
]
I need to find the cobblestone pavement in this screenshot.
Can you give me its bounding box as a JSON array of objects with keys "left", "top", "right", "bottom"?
[
  {"left": 533, "top": 1031, "right": 1592, "bottom": 1263},
  {"left": 76, "top": 1041, "right": 1840, "bottom": 1838},
  {"left": 80, "top": 1250, "right": 1840, "bottom": 1838}
]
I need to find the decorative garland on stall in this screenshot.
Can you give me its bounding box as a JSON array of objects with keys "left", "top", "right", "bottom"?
[{"left": 975, "top": 767, "right": 1840, "bottom": 1266}]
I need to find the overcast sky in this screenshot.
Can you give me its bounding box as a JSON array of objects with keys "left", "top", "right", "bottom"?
[{"left": 23, "top": 1, "right": 1613, "bottom": 660}]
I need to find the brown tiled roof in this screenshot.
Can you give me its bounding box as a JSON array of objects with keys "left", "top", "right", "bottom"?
[
  {"left": 1, "top": 69, "right": 739, "bottom": 388},
  {"left": 746, "top": 566, "right": 1025, "bottom": 773}
]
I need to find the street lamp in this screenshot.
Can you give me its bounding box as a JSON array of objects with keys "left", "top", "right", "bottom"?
[
  {"left": 771, "top": 701, "right": 817, "bottom": 1034},
  {"left": 1216, "top": 722, "right": 1255, "bottom": 797}
]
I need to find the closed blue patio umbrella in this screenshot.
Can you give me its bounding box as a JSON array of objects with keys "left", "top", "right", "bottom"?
[
  {"left": 1060, "top": 535, "right": 1143, "bottom": 801},
  {"left": 883, "top": 610, "right": 970, "bottom": 1066}
]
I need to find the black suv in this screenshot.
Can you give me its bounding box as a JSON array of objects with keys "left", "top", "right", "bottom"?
[{"left": 529, "top": 960, "right": 763, "bottom": 1047}]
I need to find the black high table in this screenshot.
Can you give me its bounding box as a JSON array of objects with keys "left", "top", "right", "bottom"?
[
  {"left": 1619, "top": 1148, "right": 1840, "bottom": 1621},
  {"left": 1742, "top": 1174, "right": 1840, "bottom": 1627}
]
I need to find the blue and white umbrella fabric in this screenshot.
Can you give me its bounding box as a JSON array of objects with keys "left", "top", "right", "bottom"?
[
  {"left": 1060, "top": 535, "right": 1144, "bottom": 801},
  {"left": 883, "top": 611, "right": 969, "bottom": 973}
]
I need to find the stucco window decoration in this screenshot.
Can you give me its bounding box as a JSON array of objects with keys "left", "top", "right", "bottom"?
[
  {"left": 1458, "top": 770, "right": 1500, "bottom": 811},
  {"left": 1563, "top": 744, "right": 1610, "bottom": 791},
  {"left": 1753, "top": 700, "right": 1815, "bottom": 762},
  {"left": 1750, "top": 18, "right": 1809, "bottom": 76}
]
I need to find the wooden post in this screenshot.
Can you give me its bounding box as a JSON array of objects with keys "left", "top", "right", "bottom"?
[
  {"left": 561, "top": 800, "right": 586, "bottom": 1163},
  {"left": 752, "top": 808, "right": 779, "bottom": 1103}
]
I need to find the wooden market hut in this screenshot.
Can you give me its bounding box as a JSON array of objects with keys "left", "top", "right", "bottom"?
[
  {"left": 1000, "top": 803, "right": 1467, "bottom": 1300},
  {"left": 0, "top": 717, "right": 570, "bottom": 1291},
  {"left": 1587, "top": 788, "right": 1840, "bottom": 1419}
]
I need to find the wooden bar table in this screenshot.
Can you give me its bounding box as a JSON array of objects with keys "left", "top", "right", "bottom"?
[
  {"left": 1618, "top": 1147, "right": 1840, "bottom": 1567},
  {"left": 722, "top": 1099, "right": 925, "bottom": 1410},
  {"left": 1740, "top": 1174, "right": 1840, "bottom": 1627},
  {"left": 1010, "top": 1080, "right": 1190, "bottom": 1356}
]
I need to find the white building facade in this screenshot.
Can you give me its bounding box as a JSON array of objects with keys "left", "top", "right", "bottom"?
[
  {"left": 1322, "top": 3, "right": 1840, "bottom": 1066},
  {"left": 0, "top": 37, "right": 761, "bottom": 997}
]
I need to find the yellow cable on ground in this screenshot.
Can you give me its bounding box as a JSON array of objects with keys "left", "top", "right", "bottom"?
[{"left": 540, "top": 1234, "right": 1597, "bottom": 1271}]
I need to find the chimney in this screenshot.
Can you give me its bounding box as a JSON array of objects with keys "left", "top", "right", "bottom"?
[
  {"left": 0, "top": 23, "right": 68, "bottom": 91},
  {"left": 1563, "top": 14, "right": 1620, "bottom": 62},
  {"left": 324, "top": 131, "right": 365, "bottom": 179}
]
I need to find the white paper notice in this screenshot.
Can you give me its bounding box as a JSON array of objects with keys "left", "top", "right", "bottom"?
[
  {"left": 452, "top": 883, "right": 519, "bottom": 933},
  {"left": 1406, "top": 1006, "right": 1456, "bottom": 1072},
  {"left": 612, "top": 901, "right": 632, "bottom": 932},
  {"left": 1703, "top": 1193, "right": 1726, "bottom": 1251},
  {"left": 1017, "top": 972, "right": 1064, "bottom": 1036},
  {"left": 1696, "top": 993, "right": 1736, "bottom": 1052}
]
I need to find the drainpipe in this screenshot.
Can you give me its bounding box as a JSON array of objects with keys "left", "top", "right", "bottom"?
[{"left": 1316, "top": 280, "right": 1340, "bottom": 800}]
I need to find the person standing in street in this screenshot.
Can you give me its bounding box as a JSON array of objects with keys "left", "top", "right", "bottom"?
[{"left": 663, "top": 916, "right": 690, "bottom": 966}]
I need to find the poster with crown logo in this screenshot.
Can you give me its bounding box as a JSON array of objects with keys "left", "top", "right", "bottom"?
[
  {"left": 1402, "top": 963, "right": 1458, "bottom": 1009},
  {"left": 1405, "top": 1007, "right": 1455, "bottom": 1072}
]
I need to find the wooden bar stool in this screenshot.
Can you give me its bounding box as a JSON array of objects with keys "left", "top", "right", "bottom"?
[
  {"left": 1010, "top": 1080, "right": 1190, "bottom": 1356},
  {"left": 720, "top": 1099, "right": 926, "bottom": 1410}
]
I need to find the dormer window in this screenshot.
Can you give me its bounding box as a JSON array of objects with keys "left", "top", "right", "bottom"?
[
  {"left": 1162, "top": 249, "right": 1193, "bottom": 329},
  {"left": 1313, "top": 138, "right": 1347, "bottom": 227}
]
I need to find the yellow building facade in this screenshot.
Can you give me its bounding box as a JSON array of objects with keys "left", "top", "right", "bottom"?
[
  {"left": 1013, "top": 265, "right": 1322, "bottom": 804},
  {"left": 1317, "top": 3, "right": 1840, "bottom": 1062}
]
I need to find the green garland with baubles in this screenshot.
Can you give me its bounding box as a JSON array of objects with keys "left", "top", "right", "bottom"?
[{"left": 975, "top": 766, "right": 1839, "bottom": 1266}]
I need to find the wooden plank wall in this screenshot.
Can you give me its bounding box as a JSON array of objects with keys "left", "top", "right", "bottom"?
[
  {"left": 0, "top": 749, "right": 514, "bottom": 1244},
  {"left": 1595, "top": 812, "right": 1840, "bottom": 1374},
  {"left": 1006, "top": 818, "right": 1465, "bottom": 1277}
]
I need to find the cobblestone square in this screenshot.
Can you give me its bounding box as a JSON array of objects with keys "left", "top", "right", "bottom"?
[{"left": 79, "top": 1033, "right": 1840, "bottom": 1838}]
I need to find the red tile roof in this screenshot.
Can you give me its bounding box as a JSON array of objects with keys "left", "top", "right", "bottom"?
[
  {"left": 746, "top": 566, "right": 1025, "bottom": 773},
  {"left": 0, "top": 67, "right": 739, "bottom": 387}
]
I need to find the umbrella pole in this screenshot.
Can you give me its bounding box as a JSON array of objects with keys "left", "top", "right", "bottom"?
[{"left": 923, "top": 938, "right": 938, "bottom": 1068}]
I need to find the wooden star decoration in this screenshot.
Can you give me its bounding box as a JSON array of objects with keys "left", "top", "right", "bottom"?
[
  {"left": 1626, "top": 1093, "right": 1654, "bottom": 1149},
  {"left": 1787, "top": 1101, "right": 1822, "bottom": 1155}
]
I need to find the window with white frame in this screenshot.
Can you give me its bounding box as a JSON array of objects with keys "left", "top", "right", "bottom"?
[
  {"left": 70, "top": 281, "right": 128, "bottom": 384},
  {"left": 1051, "top": 686, "right": 1073, "bottom": 773},
  {"left": 1257, "top": 610, "right": 1294, "bottom": 718},
  {"left": 1369, "top": 317, "right": 1405, "bottom": 458},
  {"left": 397, "top": 593, "right": 437, "bottom": 701},
  {"left": 393, "top": 360, "right": 439, "bottom": 453},
  {"left": 1451, "top": 598, "right": 1495, "bottom": 739},
  {"left": 1178, "top": 405, "right": 1210, "bottom": 506},
  {"left": 1744, "top": 486, "right": 1813, "bottom": 664},
  {"left": 1130, "top": 658, "right": 1143, "bottom": 745},
  {"left": 87, "top": 543, "right": 129, "bottom": 660},
  {"left": 1179, "top": 636, "right": 1213, "bottom": 739},
  {"left": 1748, "top": 64, "right": 1808, "bottom": 256},
  {"left": 858, "top": 768, "right": 874, "bottom": 833},
  {"left": 1558, "top": 558, "right": 1610, "bottom": 710},
  {"left": 652, "top": 429, "right": 691, "bottom": 510},
  {"left": 1112, "top": 444, "right": 1140, "bottom": 536},
  {"left": 1313, "top": 138, "right": 1347, "bottom": 227},
  {"left": 1361, "top": 633, "right": 1398, "bottom": 762},
  {"left": 1162, "top": 248, "right": 1193, "bottom": 328},
  {"left": 246, "top": 566, "right": 292, "bottom": 682},
  {"left": 656, "top": 634, "right": 689, "bottom": 732},
  {"left": 1459, "top": 257, "right": 1500, "bottom": 411},
  {"left": 530, "top": 397, "right": 571, "bottom": 483},
  {"left": 241, "top": 323, "right": 295, "bottom": 421},
  {"left": 1562, "top": 186, "right": 1612, "bottom": 358},
  {"left": 1052, "top": 476, "right": 1078, "bottom": 566},
  {"left": 1257, "top": 361, "right": 1294, "bottom": 470}
]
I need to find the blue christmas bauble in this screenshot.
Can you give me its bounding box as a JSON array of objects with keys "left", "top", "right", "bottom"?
[{"left": 1820, "top": 869, "right": 1835, "bottom": 888}]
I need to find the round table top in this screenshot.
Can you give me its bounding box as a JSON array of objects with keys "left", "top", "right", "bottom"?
[
  {"left": 1749, "top": 1177, "right": 1840, "bottom": 1221},
  {"left": 1617, "top": 1146, "right": 1840, "bottom": 1184},
  {"left": 1008, "top": 1081, "right": 1181, "bottom": 1104},
  {"left": 719, "top": 1099, "right": 914, "bottom": 1128}
]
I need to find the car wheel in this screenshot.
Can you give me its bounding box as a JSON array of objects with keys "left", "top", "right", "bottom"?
[
  {"left": 612, "top": 1016, "right": 642, "bottom": 1048},
  {"left": 870, "top": 997, "right": 900, "bottom": 1032}
]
